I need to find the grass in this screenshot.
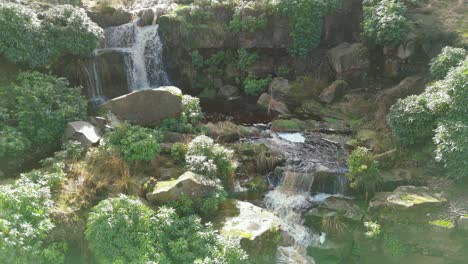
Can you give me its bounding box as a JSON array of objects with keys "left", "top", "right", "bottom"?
[{"left": 429, "top": 219, "right": 455, "bottom": 228}]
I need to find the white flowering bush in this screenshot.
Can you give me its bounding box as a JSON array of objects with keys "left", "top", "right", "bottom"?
[
  {"left": 182, "top": 94, "right": 204, "bottom": 124},
  {"left": 186, "top": 135, "right": 237, "bottom": 179},
  {"left": 0, "top": 179, "right": 57, "bottom": 263},
  {"left": 364, "top": 221, "right": 381, "bottom": 238},
  {"left": 86, "top": 195, "right": 247, "bottom": 263}
]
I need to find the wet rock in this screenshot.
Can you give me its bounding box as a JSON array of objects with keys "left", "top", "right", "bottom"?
[
  {"left": 87, "top": 8, "right": 132, "bottom": 28},
  {"left": 138, "top": 9, "right": 155, "bottom": 27},
  {"left": 220, "top": 200, "right": 281, "bottom": 249},
  {"left": 319, "top": 80, "right": 350, "bottom": 103},
  {"left": 257, "top": 93, "right": 272, "bottom": 109},
  {"left": 380, "top": 169, "right": 421, "bottom": 191},
  {"left": 218, "top": 85, "right": 240, "bottom": 99},
  {"left": 90, "top": 50, "right": 129, "bottom": 99},
  {"left": 101, "top": 87, "right": 182, "bottom": 126},
  {"left": 146, "top": 171, "right": 219, "bottom": 203},
  {"left": 327, "top": 42, "right": 369, "bottom": 85},
  {"left": 369, "top": 186, "right": 448, "bottom": 224},
  {"left": 89, "top": 116, "right": 108, "bottom": 131},
  {"left": 269, "top": 77, "right": 290, "bottom": 100},
  {"left": 310, "top": 170, "right": 349, "bottom": 195},
  {"left": 63, "top": 121, "right": 101, "bottom": 148},
  {"left": 305, "top": 197, "right": 363, "bottom": 228},
  {"left": 271, "top": 119, "right": 307, "bottom": 132}
]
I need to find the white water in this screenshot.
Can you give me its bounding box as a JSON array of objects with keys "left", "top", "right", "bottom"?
[
  {"left": 85, "top": 19, "right": 170, "bottom": 101},
  {"left": 105, "top": 21, "right": 170, "bottom": 91}
]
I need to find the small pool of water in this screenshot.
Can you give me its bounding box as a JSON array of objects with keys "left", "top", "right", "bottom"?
[{"left": 277, "top": 132, "right": 306, "bottom": 143}]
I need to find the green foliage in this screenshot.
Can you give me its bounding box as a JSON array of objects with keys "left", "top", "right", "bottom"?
[
  {"left": 243, "top": 73, "right": 272, "bottom": 96},
  {"left": 387, "top": 95, "right": 437, "bottom": 145},
  {"left": 383, "top": 233, "right": 406, "bottom": 257},
  {"left": 364, "top": 221, "right": 381, "bottom": 238},
  {"left": 0, "top": 71, "right": 86, "bottom": 163},
  {"left": 21, "top": 163, "right": 67, "bottom": 194},
  {"left": 434, "top": 121, "right": 468, "bottom": 180},
  {"left": 0, "top": 126, "right": 30, "bottom": 160},
  {"left": 168, "top": 185, "right": 228, "bottom": 217},
  {"left": 430, "top": 46, "right": 466, "bottom": 80},
  {"left": 191, "top": 50, "right": 204, "bottom": 69},
  {"left": 159, "top": 94, "right": 204, "bottom": 133},
  {"left": 362, "top": 0, "right": 408, "bottom": 46},
  {"left": 171, "top": 143, "right": 188, "bottom": 163},
  {"left": 185, "top": 135, "right": 237, "bottom": 180},
  {"left": 0, "top": 3, "right": 102, "bottom": 67},
  {"left": 0, "top": 176, "right": 63, "bottom": 263},
  {"left": 86, "top": 195, "right": 247, "bottom": 264},
  {"left": 347, "top": 147, "right": 380, "bottom": 200},
  {"left": 444, "top": 59, "right": 468, "bottom": 120},
  {"left": 237, "top": 49, "right": 258, "bottom": 71},
  {"left": 228, "top": 13, "right": 268, "bottom": 33},
  {"left": 278, "top": 0, "right": 341, "bottom": 57},
  {"left": 105, "top": 123, "right": 162, "bottom": 162}
]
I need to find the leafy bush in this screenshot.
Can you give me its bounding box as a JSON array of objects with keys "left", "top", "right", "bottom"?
[
  {"left": 0, "top": 126, "right": 30, "bottom": 160},
  {"left": 243, "top": 73, "right": 272, "bottom": 96},
  {"left": 444, "top": 59, "right": 468, "bottom": 119},
  {"left": 21, "top": 164, "right": 67, "bottom": 194},
  {"left": 434, "top": 120, "right": 468, "bottom": 180},
  {"left": 105, "top": 124, "right": 162, "bottom": 163},
  {"left": 171, "top": 142, "right": 188, "bottom": 163},
  {"left": 159, "top": 94, "right": 204, "bottom": 133},
  {"left": 86, "top": 195, "right": 247, "bottom": 263},
  {"left": 191, "top": 50, "right": 204, "bottom": 69},
  {"left": 278, "top": 0, "right": 342, "bottom": 57},
  {"left": 12, "top": 72, "right": 87, "bottom": 147},
  {"left": 364, "top": 221, "right": 381, "bottom": 238},
  {"left": 168, "top": 185, "right": 228, "bottom": 217},
  {"left": 237, "top": 48, "right": 258, "bottom": 71},
  {"left": 185, "top": 135, "right": 237, "bottom": 180},
  {"left": 362, "top": 0, "right": 408, "bottom": 46},
  {"left": 0, "top": 3, "right": 102, "bottom": 67},
  {"left": 346, "top": 147, "right": 380, "bottom": 200},
  {"left": 430, "top": 46, "right": 466, "bottom": 80},
  {"left": 0, "top": 178, "right": 62, "bottom": 263},
  {"left": 228, "top": 13, "right": 268, "bottom": 33},
  {"left": 387, "top": 95, "right": 437, "bottom": 145}
]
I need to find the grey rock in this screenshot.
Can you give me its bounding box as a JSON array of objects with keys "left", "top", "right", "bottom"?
[{"left": 63, "top": 121, "right": 101, "bottom": 148}]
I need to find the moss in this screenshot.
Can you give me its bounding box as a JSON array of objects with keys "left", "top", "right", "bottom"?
[
  {"left": 271, "top": 119, "right": 305, "bottom": 132},
  {"left": 429, "top": 219, "right": 454, "bottom": 229}
]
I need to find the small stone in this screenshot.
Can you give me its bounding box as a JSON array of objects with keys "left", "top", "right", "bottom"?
[
  {"left": 319, "top": 80, "right": 350, "bottom": 103},
  {"left": 63, "top": 121, "right": 101, "bottom": 148}
]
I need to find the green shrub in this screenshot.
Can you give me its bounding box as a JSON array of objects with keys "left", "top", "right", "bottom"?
[
  {"left": 387, "top": 95, "right": 437, "bottom": 145},
  {"left": 347, "top": 147, "right": 380, "bottom": 200},
  {"left": 430, "top": 46, "right": 466, "bottom": 80},
  {"left": 191, "top": 50, "right": 204, "bottom": 69},
  {"left": 185, "top": 135, "right": 237, "bottom": 180},
  {"left": 0, "top": 126, "right": 30, "bottom": 160},
  {"left": 434, "top": 121, "right": 468, "bottom": 180},
  {"left": 243, "top": 73, "right": 272, "bottom": 96},
  {"left": 278, "top": 0, "right": 342, "bottom": 57},
  {"left": 228, "top": 13, "right": 268, "bottom": 33},
  {"left": 86, "top": 196, "right": 247, "bottom": 263},
  {"left": 362, "top": 0, "right": 408, "bottom": 46},
  {"left": 85, "top": 195, "right": 160, "bottom": 263},
  {"left": 171, "top": 142, "right": 188, "bottom": 163},
  {"left": 106, "top": 124, "right": 162, "bottom": 162},
  {"left": 21, "top": 164, "right": 67, "bottom": 194},
  {"left": 237, "top": 48, "right": 258, "bottom": 71},
  {"left": 0, "top": 178, "right": 62, "bottom": 263},
  {"left": 445, "top": 59, "right": 468, "bottom": 119},
  {"left": 0, "top": 3, "right": 102, "bottom": 67},
  {"left": 9, "top": 72, "right": 87, "bottom": 150},
  {"left": 168, "top": 185, "right": 228, "bottom": 217},
  {"left": 159, "top": 94, "right": 203, "bottom": 133}
]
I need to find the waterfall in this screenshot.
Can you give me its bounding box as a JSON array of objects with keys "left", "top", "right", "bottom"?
[
  {"left": 83, "top": 57, "right": 106, "bottom": 107},
  {"left": 250, "top": 132, "right": 347, "bottom": 263},
  {"left": 85, "top": 19, "right": 170, "bottom": 102}
]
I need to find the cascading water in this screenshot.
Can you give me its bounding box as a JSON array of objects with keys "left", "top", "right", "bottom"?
[
  {"left": 85, "top": 18, "right": 170, "bottom": 102},
  {"left": 252, "top": 132, "right": 348, "bottom": 263}
]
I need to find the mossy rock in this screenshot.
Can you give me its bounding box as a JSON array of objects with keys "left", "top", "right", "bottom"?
[{"left": 271, "top": 119, "right": 306, "bottom": 132}]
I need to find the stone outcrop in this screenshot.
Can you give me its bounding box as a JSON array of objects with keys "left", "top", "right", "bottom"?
[
  {"left": 220, "top": 200, "right": 281, "bottom": 247},
  {"left": 146, "top": 171, "right": 218, "bottom": 203},
  {"left": 327, "top": 42, "right": 370, "bottom": 85},
  {"left": 87, "top": 8, "right": 132, "bottom": 28},
  {"left": 370, "top": 186, "right": 447, "bottom": 211},
  {"left": 63, "top": 121, "right": 101, "bottom": 148},
  {"left": 319, "top": 80, "right": 350, "bottom": 103},
  {"left": 218, "top": 85, "right": 240, "bottom": 98},
  {"left": 101, "top": 87, "right": 182, "bottom": 126},
  {"left": 305, "top": 196, "right": 363, "bottom": 227}
]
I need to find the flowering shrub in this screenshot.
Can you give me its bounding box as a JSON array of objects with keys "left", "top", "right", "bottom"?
[
  {"left": 86, "top": 195, "right": 247, "bottom": 263},
  {"left": 168, "top": 185, "right": 228, "bottom": 217},
  {"left": 0, "top": 178, "right": 61, "bottom": 263},
  {"left": 159, "top": 94, "right": 204, "bottom": 133},
  {"left": 364, "top": 221, "right": 381, "bottom": 238},
  {"left": 186, "top": 135, "right": 237, "bottom": 179},
  {"left": 347, "top": 147, "right": 380, "bottom": 200},
  {"left": 430, "top": 46, "right": 466, "bottom": 80}
]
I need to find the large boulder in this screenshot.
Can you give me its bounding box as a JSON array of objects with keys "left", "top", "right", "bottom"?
[
  {"left": 319, "top": 80, "right": 350, "bottom": 103},
  {"left": 138, "top": 9, "right": 155, "bottom": 27},
  {"left": 220, "top": 200, "right": 281, "bottom": 249},
  {"left": 218, "top": 85, "right": 240, "bottom": 99},
  {"left": 101, "top": 87, "right": 183, "bottom": 126},
  {"left": 369, "top": 186, "right": 447, "bottom": 223},
  {"left": 269, "top": 77, "right": 290, "bottom": 101},
  {"left": 63, "top": 121, "right": 101, "bottom": 148},
  {"left": 87, "top": 8, "right": 132, "bottom": 28},
  {"left": 327, "top": 42, "right": 370, "bottom": 85},
  {"left": 146, "top": 171, "right": 218, "bottom": 203},
  {"left": 305, "top": 196, "right": 363, "bottom": 228}
]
